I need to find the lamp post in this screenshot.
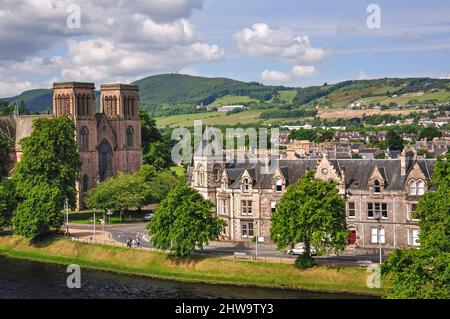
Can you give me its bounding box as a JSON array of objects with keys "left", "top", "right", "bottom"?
[
  {"left": 93, "top": 209, "right": 97, "bottom": 243},
  {"left": 64, "top": 198, "right": 69, "bottom": 236},
  {"left": 374, "top": 211, "right": 382, "bottom": 264}
]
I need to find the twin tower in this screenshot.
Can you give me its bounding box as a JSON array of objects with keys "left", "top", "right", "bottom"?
[{"left": 52, "top": 82, "right": 142, "bottom": 208}]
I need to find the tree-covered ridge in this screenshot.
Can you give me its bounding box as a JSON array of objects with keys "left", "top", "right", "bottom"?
[{"left": 4, "top": 75, "right": 450, "bottom": 117}]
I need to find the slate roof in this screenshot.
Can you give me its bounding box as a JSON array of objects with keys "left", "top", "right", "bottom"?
[{"left": 223, "top": 158, "right": 436, "bottom": 191}]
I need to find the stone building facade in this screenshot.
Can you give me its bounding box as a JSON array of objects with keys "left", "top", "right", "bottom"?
[
  {"left": 189, "top": 148, "right": 435, "bottom": 252},
  {"left": 1, "top": 82, "right": 142, "bottom": 208}
]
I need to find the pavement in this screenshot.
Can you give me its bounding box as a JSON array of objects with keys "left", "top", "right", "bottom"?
[{"left": 68, "top": 221, "right": 383, "bottom": 267}]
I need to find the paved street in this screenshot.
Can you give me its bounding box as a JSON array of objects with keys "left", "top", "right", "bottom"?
[{"left": 69, "top": 221, "right": 384, "bottom": 267}]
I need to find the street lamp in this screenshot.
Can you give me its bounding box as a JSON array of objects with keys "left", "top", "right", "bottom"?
[
  {"left": 64, "top": 198, "right": 69, "bottom": 236},
  {"left": 374, "top": 210, "right": 383, "bottom": 264},
  {"left": 93, "top": 209, "right": 97, "bottom": 243}
]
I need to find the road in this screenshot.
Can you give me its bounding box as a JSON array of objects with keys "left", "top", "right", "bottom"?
[{"left": 69, "top": 221, "right": 383, "bottom": 267}]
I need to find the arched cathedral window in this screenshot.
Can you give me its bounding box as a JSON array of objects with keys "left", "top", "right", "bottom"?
[
  {"left": 80, "top": 126, "right": 89, "bottom": 150},
  {"left": 126, "top": 126, "right": 134, "bottom": 148}
]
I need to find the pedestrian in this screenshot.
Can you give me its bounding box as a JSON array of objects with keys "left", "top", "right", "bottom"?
[
  {"left": 136, "top": 238, "right": 141, "bottom": 248},
  {"left": 132, "top": 239, "right": 137, "bottom": 248},
  {"left": 126, "top": 238, "right": 131, "bottom": 248}
]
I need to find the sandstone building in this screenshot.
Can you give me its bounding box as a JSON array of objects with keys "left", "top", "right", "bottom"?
[
  {"left": 190, "top": 148, "right": 434, "bottom": 252},
  {"left": 0, "top": 82, "right": 142, "bottom": 208}
]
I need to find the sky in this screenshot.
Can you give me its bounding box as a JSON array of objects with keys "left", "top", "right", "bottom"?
[{"left": 0, "top": 0, "right": 450, "bottom": 97}]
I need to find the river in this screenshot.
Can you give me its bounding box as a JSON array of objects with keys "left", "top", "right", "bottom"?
[{"left": 0, "top": 257, "right": 375, "bottom": 299}]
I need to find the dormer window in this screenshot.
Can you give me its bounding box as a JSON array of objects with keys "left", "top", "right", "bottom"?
[
  {"left": 409, "top": 180, "right": 417, "bottom": 196},
  {"left": 373, "top": 179, "right": 381, "bottom": 194},
  {"left": 417, "top": 180, "right": 425, "bottom": 195},
  {"left": 409, "top": 180, "right": 425, "bottom": 196},
  {"left": 276, "top": 179, "right": 283, "bottom": 193},
  {"left": 243, "top": 178, "right": 250, "bottom": 193}
]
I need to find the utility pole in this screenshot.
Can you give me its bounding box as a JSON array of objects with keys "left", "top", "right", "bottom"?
[
  {"left": 64, "top": 198, "right": 69, "bottom": 236},
  {"left": 93, "top": 209, "right": 97, "bottom": 243},
  {"left": 375, "top": 211, "right": 382, "bottom": 264}
]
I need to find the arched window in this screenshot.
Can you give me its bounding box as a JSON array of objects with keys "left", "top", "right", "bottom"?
[
  {"left": 243, "top": 178, "right": 250, "bottom": 193},
  {"left": 196, "top": 164, "right": 204, "bottom": 186},
  {"left": 409, "top": 180, "right": 417, "bottom": 195},
  {"left": 417, "top": 180, "right": 425, "bottom": 195},
  {"left": 126, "top": 126, "right": 134, "bottom": 148},
  {"left": 213, "top": 164, "right": 221, "bottom": 182},
  {"left": 373, "top": 179, "right": 381, "bottom": 194},
  {"left": 275, "top": 179, "right": 283, "bottom": 192},
  {"left": 82, "top": 174, "right": 89, "bottom": 193},
  {"left": 80, "top": 126, "right": 89, "bottom": 150}
]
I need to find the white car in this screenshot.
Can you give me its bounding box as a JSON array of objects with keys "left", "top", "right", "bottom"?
[
  {"left": 287, "top": 245, "right": 316, "bottom": 255},
  {"left": 144, "top": 213, "right": 154, "bottom": 220}
]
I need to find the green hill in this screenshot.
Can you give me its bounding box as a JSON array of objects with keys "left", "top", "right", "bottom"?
[
  {"left": 3, "top": 75, "right": 450, "bottom": 118},
  {"left": 4, "top": 89, "right": 53, "bottom": 113}
]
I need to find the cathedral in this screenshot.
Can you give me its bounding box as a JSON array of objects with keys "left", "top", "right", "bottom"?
[{"left": 1, "top": 82, "right": 142, "bottom": 208}]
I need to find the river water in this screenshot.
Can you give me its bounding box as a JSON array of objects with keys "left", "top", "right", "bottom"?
[{"left": 0, "top": 257, "right": 374, "bottom": 299}]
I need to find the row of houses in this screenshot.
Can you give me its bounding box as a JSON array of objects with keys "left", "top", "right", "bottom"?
[{"left": 189, "top": 147, "right": 434, "bottom": 253}]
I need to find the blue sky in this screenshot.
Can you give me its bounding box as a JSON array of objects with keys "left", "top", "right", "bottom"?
[{"left": 0, "top": 0, "right": 449, "bottom": 97}]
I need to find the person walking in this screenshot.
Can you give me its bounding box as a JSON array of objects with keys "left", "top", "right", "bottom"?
[
  {"left": 132, "top": 239, "right": 136, "bottom": 248},
  {"left": 136, "top": 238, "right": 141, "bottom": 248},
  {"left": 126, "top": 238, "right": 132, "bottom": 248}
]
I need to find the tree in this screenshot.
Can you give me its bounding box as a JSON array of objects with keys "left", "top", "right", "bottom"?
[
  {"left": 144, "top": 140, "right": 173, "bottom": 171},
  {"left": 0, "top": 135, "right": 11, "bottom": 178},
  {"left": 147, "top": 185, "right": 225, "bottom": 257},
  {"left": 270, "top": 172, "right": 348, "bottom": 268},
  {"left": 86, "top": 172, "right": 148, "bottom": 213},
  {"left": 382, "top": 153, "right": 450, "bottom": 298},
  {"left": 12, "top": 116, "right": 81, "bottom": 238},
  {"left": 385, "top": 130, "right": 404, "bottom": 151},
  {"left": 140, "top": 110, "right": 162, "bottom": 153},
  {"left": 0, "top": 178, "right": 16, "bottom": 230},
  {"left": 419, "top": 126, "right": 441, "bottom": 141},
  {"left": 13, "top": 116, "right": 81, "bottom": 206},
  {"left": 13, "top": 184, "right": 63, "bottom": 239}
]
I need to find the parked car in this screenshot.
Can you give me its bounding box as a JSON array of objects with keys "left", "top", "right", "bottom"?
[
  {"left": 287, "top": 244, "right": 316, "bottom": 256},
  {"left": 144, "top": 212, "right": 154, "bottom": 220}
]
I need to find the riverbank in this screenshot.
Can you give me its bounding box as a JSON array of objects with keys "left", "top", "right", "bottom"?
[{"left": 0, "top": 235, "right": 385, "bottom": 297}]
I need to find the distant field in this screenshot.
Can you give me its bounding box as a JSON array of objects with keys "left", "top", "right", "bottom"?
[
  {"left": 207, "top": 95, "right": 259, "bottom": 108},
  {"left": 318, "top": 108, "right": 430, "bottom": 119},
  {"left": 156, "top": 109, "right": 264, "bottom": 127},
  {"left": 277, "top": 89, "right": 298, "bottom": 103}
]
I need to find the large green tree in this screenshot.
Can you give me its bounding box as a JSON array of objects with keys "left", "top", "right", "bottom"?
[
  {"left": 147, "top": 185, "right": 225, "bottom": 257},
  {"left": 13, "top": 185, "right": 63, "bottom": 239},
  {"left": 270, "top": 172, "right": 348, "bottom": 268},
  {"left": 86, "top": 172, "right": 148, "bottom": 213},
  {"left": 0, "top": 178, "right": 16, "bottom": 230},
  {"left": 382, "top": 153, "right": 450, "bottom": 299},
  {"left": 140, "top": 110, "right": 162, "bottom": 153},
  {"left": 13, "top": 116, "right": 81, "bottom": 206},
  {"left": 12, "top": 116, "right": 81, "bottom": 238},
  {"left": 385, "top": 129, "right": 404, "bottom": 151},
  {"left": 0, "top": 134, "right": 11, "bottom": 177}
]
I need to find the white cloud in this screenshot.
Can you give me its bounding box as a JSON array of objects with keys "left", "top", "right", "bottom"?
[
  {"left": 235, "top": 23, "right": 328, "bottom": 65},
  {"left": 261, "top": 70, "right": 292, "bottom": 85},
  {"left": 440, "top": 72, "right": 450, "bottom": 79},
  {"left": 357, "top": 71, "right": 370, "bottom": 80},
  {"left": 260, "top": 65, "right": 318, "bottom": 85},
  {"left": 236, "top": 23, "right": 325, "bottom": 86},
  {"left": 0, "top": 0, "right": 226, "bottom": 96},
  {"left": 291, "top": 65, "right": 317, "bottom": 77}
]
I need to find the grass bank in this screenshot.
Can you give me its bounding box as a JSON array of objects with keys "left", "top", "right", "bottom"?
[{"left": 0, "top": 235, "right": 384, "bottom": 297}]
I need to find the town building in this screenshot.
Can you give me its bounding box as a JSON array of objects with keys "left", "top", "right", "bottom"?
[{"left": 189, "top": 147, "right": 434, "bottom": 253}]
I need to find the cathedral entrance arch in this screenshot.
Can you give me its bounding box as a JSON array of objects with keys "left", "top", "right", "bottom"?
[{"left": 99, "top": 139, "right": 113, "bottom": 181}]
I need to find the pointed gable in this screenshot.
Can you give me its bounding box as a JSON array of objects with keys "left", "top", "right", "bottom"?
[{"left": 315, "top": 153, "right": 342, "bottom": 183}]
